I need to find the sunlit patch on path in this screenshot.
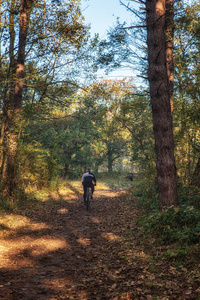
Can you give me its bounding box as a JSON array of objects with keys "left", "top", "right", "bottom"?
[
  {"left": 101, "top": 232, "right": 122, "bottom": 242},
  {"left": 0, "top": 211, "right": 71, "bottom": 270},
  {"left": 57, "top": 208, "right": 68, "bottom": 214}
]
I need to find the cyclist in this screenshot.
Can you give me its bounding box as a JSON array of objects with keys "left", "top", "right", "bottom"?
[{"left": 81, "top": 168, "right": 96, "bottom": 204}]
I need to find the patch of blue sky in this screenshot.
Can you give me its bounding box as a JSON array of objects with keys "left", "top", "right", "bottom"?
[{"left": 81, "top": 0, "right": 142, "bottom": 85}]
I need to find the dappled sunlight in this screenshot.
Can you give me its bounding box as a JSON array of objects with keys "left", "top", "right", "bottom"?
[
  {"left": 58, "top": 187, "right": 78, "bottom": 200},
  {"left": 101, "top": 232, "right": 122, "bottom": 242},
  {"left": 95, "top": 188, "right": 125, "bottom": 198},
  {"left": 66, "top": 180, "right": 126, "bottom": 200},
  {"left": 77, "top": 237, "right": 91, "bottom": 246},
  {"left": 0, "top": 236, "right": 69, "bottom": 268},
  {"left": 0, "top": 181, "right": 198, "bottom": 300},
  {"left": 95, "top": 182, "right": 111, "bottom": 190},
  {"left": 89, "top": 216, "right": 100, "bottom": 224},
  {"left": 0, "top": 214, "right": 49, "bottom": 234},
  {"left": 68, "top": 180, "right": 81, "bottom": 189},
  {"left": 57, "top": 208, "right": 69, "bottom": 214},
  {"left": 0, "top": 213, "right": 70, "bottom": 269}
]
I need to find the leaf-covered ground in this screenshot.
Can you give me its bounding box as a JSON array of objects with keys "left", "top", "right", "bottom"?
[{"left": 0, "top": 182, "right": 199, "bottom": 299}]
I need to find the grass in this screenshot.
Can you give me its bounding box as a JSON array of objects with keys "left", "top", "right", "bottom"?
[{"left": 97, "top": 172, "right": 135, "bottom": 190}]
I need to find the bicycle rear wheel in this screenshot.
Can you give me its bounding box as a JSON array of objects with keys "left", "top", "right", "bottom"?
[{"left": 86, "top": 187, "right": 91, "bottom": 210}]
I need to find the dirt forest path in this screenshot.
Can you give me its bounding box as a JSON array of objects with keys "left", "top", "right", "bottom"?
[{"left": 0, "top": 183, "right": 199, "bottom": 300}]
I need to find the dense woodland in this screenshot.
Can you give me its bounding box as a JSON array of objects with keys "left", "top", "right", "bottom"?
[{"left": 0, "top": 0, "right": 200, "bottom": 235}]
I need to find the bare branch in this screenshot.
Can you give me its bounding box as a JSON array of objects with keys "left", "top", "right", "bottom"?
[
  {"left": 50, "top": 80, "right": 87, "bottom": 92},
  {"left": 192, "top": 143, "right": 200, "bottom": 152},
  {"left": 125, "top": 0, "right": 146, "bottom": 5},
  {"left": 137, "top": 75, "right": 148, "bottom": 80},
  {"left": 119, "top": 25, "right": 147, "bottom": 30},
  {"left": 119, "top": 0, "right": 145, "bottom": 21}
]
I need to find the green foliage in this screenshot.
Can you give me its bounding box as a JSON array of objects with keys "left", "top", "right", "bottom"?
[
  {"left": 1, "top": 0, "right": 199, "bottom": 203},
  {"left": 128, "top": 176, "right": 159, "bottom": 211},
  {"left": 66, "top": 167, "right": 83, "bottom": 180},
  {"left": 138, "top": 206, "right": 200, "bottom": 246},
  {"left": 163, "top": 246, "right": 189, "bottom": 260},
  {"left": 134, "top": 177, "right": 200, "bottom": 247},
  {"left": 17, "top": 142, "right": 59, "bottom": 188},
  {"left": 178, "top": 184, "right": 200, "bottom": 209},
  {"left": 117, "top": 91, "right": 156, "bottom": 175},
  {"left": 173, "top": 1, "right": 200, "bottom": 186},
  {"left": 96, "top": 19, "right": 131, "bottom": 73}
]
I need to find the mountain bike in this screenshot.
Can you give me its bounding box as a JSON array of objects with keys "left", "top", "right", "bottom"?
[{"left": 85, "top": 186, "right": 92, "bottom": 210}]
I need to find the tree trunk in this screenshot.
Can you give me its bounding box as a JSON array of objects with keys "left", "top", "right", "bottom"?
[
  {"left": 0, "top": 0, "right": 17, "bottom": 187},
  {"left": 1, "top": 0, "right": 31, "bottom": 195},
  {"left": 192, "top": 157, "right": 200, "bottom": 188},
  {"left": 63, "top": 163, "right": 69, "bottom": 178},
  {"left": 0, "top": 0, "right": 2, "bottom": 69},
  {"left": 107, "top": 145, "right": 113, "bottom": 173},
  {"left": 108, "top": 156, "right": 113, "bottom": 173},
  {"left": 166, "top": 0, "right": 174, "bottom": 112},
  {"left": 94, "top": 163, "right": 99, "bottom": 174},
  {"left": 146, "top": 0, "right": 178, "bottom": 209}
]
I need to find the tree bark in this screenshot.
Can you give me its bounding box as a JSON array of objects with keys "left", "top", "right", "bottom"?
[
  {"left": 1, "top": 0, "right": 31, "bottom": 195},
  {"left": 107, "top": 147, "right": 113, "bottom": 173},
  {"left": 146, "top": 0, "right": 178, "bottom": 209},
  {"left": 166, "top": 0, "right": 174, "bottom": 112},
  {"left": 192, "top": 157, "right": 200, "bottom": 188},
  {"left": 0, "top": 0, "right": 16, "bottom": 185}
]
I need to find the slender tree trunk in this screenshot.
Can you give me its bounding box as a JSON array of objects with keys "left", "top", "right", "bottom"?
[
  {"left": 0, "top": 0, "right": 16, "bottom": 184},
  {"left": 108, "top": 156, "right": 113, "bottom": 173},
  {"left": 166, "top": 0, "right": 174, "bottom": 112},
  {"left": 107, "top": 145, "right": 113, "bottom": 173},
  {"left": 63, "top": 163, "right": 69, "bottom": 178},
  {"left": 2, "top": 0, "right": 31, "bottom": 195},
  {"left": 146, "top": 0, "right": 178, "bottom": 209},
  {"left": 192, "top": 157, "right": 200, "bottom": 188}
]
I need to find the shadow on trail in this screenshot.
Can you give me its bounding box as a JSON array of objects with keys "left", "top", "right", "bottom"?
[
  {"left": 0, "top": 185, "right": 199, "bottom": 299},
  {"left": 0, "top": 186, "right": 139, "bottom": 300}
]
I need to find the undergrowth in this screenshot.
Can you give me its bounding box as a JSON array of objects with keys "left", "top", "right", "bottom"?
[
  {"left": 137, "top": 206, "right": 200, "bottom": 245},
  {"left": 130, "top": 180, "right": 200, "bottom": 259},
  {"left": 0, "top": 180, "right": 60, "bottom": 213},
  {"left": 97, "top": 171, "right": 133, "bottom": 190}
]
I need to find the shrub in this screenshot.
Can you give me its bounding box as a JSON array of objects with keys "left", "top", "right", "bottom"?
[
  {"left": 130, "top": 181, "right": 159, "bottom": 211},
  {"left": 178, "top": 184, "right": 200, "bottom": 209},
  {"left": 138, "top": 206, "right": 200, "bottom": 245}
]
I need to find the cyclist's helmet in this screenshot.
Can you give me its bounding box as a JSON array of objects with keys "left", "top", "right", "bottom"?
[{"left": 86, "top": 168, "right": 91, "bottom": 172}]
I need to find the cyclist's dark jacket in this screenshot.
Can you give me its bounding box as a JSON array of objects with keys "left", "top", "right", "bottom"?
[{"left": 82, "top": 172, "right": 96, "bottom": 186}]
